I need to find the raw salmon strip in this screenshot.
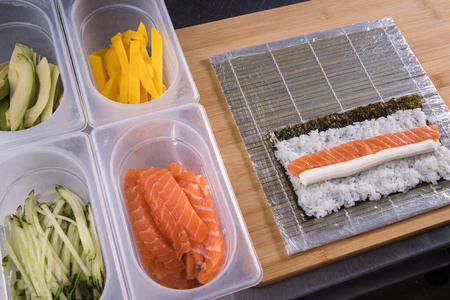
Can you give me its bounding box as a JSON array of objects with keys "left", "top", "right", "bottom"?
[
  {"left": 139, "top": 168, "right": 209, "bottom": 243},
  {"left": 134, "top": 234, "right": 155, "bottom": 273},
  {"left": 288, "top": 125, "right": 440, "bottom": 176},
  {"left": 183, "top": 238, "right": 206, "bottom": 280},
  {"left": 167, "top": 163, "right": 225, "bottom": 285},
  {"left": 148, "top": 258, "right": 197, "bottom": 289},
  {"left": 165, "top": 162, "right": 187, "bottom": 178},
  {"left": 124, "top": 169, "right": 185, "bottom": 274},
  {"left": 135, "top": 169, "right": 192, "bottom": 259},
  {"left": 184, "top": 183, "right": 225, "bottom": 284}
]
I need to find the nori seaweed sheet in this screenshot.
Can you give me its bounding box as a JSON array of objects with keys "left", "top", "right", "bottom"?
[{"left": 269, "top": 94, "right": 423, "bottom": 142}]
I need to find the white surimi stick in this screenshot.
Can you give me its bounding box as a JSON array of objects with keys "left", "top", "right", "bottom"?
[{"left": 299, "top": 139, "right": 440, "bottom": 186}]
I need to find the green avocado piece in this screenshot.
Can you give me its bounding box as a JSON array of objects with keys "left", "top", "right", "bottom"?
[
  {"left": 23, "top": 57, "right": 51, "bottom": 128},
  {"left": 0, "top": 77, "right": 9, "bottom": 102},
  {"left": 0, "top": 96, "right": 9, "bottom": 131},
  {"left": 8, "top": 44, "right": 32, "bottom": 95},
  {"left": 0, "top": 61, "right": 9, "bottom": 73},
  {"left": 0, "top": 62, "right": 9, "bottom": 101},
  {"left": 41, "top": 63, "right": 60, "bottom": 122},
  {"left": 7, "top": 44, "right": 35, "bottom": 131}
]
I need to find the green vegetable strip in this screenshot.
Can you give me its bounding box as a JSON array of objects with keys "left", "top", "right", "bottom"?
[
  {"left": 87, "top": 203, "right": 105, "bottom": 292},
  {"left": 3, "top": 217, "right": 37, "bottom": 298},
  {"left": 26, "top": 221, "right": 56, "bottom": 299},
  {"left": 2, "top": 187, "right": 105, "bottom": 299},
  {"left": 16, "top": 219, "right": 52, "bottom": 298},
  {"left": 40, "top": 196, "right": 65, "bottom": 230},
  {"left": 56, "top": 186, "right": 96, "bottom": 261},
  {"left": 33, "top": 188, "right": 57, "bottom": 200},
  {"left": 41, "top": 227, "right": 70, "bottom": 286},
  {"left": 39, "top": 204, "right": 92, "bottom": 279},
  {"left": 40, "top": 228, "right": 50, "bottom": 272}
]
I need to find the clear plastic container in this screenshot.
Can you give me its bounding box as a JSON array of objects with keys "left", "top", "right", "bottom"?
[
  {"left": 91, "top": 103, "right": 262, "bottom": 299},
  {"left": 57, "top": 0, "right": 199, "bottom": 127},
  {"left": 0, "top": 0, "right": 86, "bottom": 149},
  {"left": 0, "top": 133, "right": 127, "bottom": 299}
]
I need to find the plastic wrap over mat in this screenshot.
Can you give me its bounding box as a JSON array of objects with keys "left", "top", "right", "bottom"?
[{"left": 209, "top": 17, "right": 450, "bottom": 255}]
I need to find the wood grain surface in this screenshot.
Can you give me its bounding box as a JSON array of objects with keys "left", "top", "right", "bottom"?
[{"left": 175, "top": 0, "right": 450, "bottom": 285}]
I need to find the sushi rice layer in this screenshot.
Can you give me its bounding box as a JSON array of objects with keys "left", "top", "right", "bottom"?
[{"left": 274, "top": 108, "right": 450, "bottom": 218}]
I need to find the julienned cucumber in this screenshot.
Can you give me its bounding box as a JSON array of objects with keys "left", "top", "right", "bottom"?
[
  {"left": 1, "top": 43, "right": 63, "bottom": 131},
  {"left": 1, "top": 186, "right": 105, "bottom": 300}
]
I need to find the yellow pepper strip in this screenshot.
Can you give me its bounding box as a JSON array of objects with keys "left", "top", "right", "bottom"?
[
  {"left": 138, "top": 52, "right": 158, "bottom": 98},
  {"left": 89, "top": 50, "right": 109, "bottom": 90},
  {"left": 110, "top": 33, "right": 129, "bottom": 103},
  {"left": 137, "top": 22, "right": 152, "bottom": 72},
  {"left": 137, "top": 22, "right": 148, "bottom": 43},
  {"left": 140, "top": 44, "right": 154, "bottom": 78},
  {"left": 136, "top": 23, "right": 154, "bottom": 78},
  {"left": 128, "top": 39, "right": 140, "bottom": 104},
  {"left": 100, "top": 72, "right": 120, "bottom": 101},
  {"left": 151, "top": 27, "right": 163, "bottom": 95},
  {"left": 103, "top": 48, "right": 121, "bottom": 79},
  {"left": 140, "top": 83, "right": 148, "bottom": 103},
  {"left": 124, "top": 39, "right": 132, "bottom": 59},
  {"left": 123, "top": 30, "right": 144, "bottom": 41},
  {"left": 91, "top": 48, "right": 108, "bottom": 57}
]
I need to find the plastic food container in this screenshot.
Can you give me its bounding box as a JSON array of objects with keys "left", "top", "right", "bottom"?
[
  {"left": 0, "top": 0, "right": 86, "bottom": 150},
  {"left": 0, "top": 133, "right": 126, "bottom": 299},
  {"left": 91, "top": 103, "right": 262, "bottom": 299},
  {"left": 57, "top": 0, "right": 199, "bottom": 127}
]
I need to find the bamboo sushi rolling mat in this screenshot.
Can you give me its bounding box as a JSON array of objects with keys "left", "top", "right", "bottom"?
[{"left": 176, "top": 0, "right": 450, "bottom": 285}]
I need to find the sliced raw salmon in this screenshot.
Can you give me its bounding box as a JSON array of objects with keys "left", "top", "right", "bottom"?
[
  {"left": 165, "top": 162, "right": 187, "bottom": 178},
  {"left": 167, "top": 163, "right": 225, "bottom": 285},
  {"left": 124, "top": 169, "right": 185, "bottom": 274},
  {"left": 134, "top": 169, "right": 192, "bottom": 260},
  {"left": 138, "top": 168, "right": 209, "bottom": 244},
  {"left": 134, "top": 233, "right": 155, "bottom": 274},
  {"left": 288, "top": 124, "right": 440, "bottom": 176},
  {"left": 148, "top": 258, "right": 197, "bottom": 289},
  {"left": 183, "top": 238, "right": 206, "bottom": 280},
  {"left": 126, "top": 163, "right": 226, "bottom": 288},
  {"left": 184, "top": 183, "right": 225, "bottom": 284}
]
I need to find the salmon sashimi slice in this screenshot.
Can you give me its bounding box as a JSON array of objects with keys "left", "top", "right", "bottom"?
[
  {"left": 184, "top": 251, "right": 197, "bottom": 280},
  {"left": 135, "top": 169, "right": 192, "bottom": 260},
  {"left": 167, "top": 162, "right": 226, "bottom": 284},
  {"left": 139, "top": 167, "right": 209, "bottom": 243},
  {"left": 165, "top": 162, "right": 187, "bottom": 178},
  {"left": 184, "top": 183, "right": 225, "bottom": 284},
  {"left": 124, "top": 169, "right": 185, "bottom": 274},
  {"left": 166, "top": 163, "right": 211, "bottom": 199},
  {"left": 126, "top": 163, "right": 226, "bottom": 287},
  {"left": 183, "top": 238, "right": 206, "bottom": 280},
  {"left": 288, "top": 125, "right": 440, "bottom": 176},
  {"left": 134, "top": 233, "right": 156, "bottom": 274},
  {"left": 148, "top": 258, "right": 197, "bottom": 289},
  {"left": 167, "top": 163, "right": 226, "bottom": 285}
]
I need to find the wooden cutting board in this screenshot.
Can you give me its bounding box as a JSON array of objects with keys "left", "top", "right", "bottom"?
[{"left": 175, "top": 0, "right": 450, "bottom": 285}]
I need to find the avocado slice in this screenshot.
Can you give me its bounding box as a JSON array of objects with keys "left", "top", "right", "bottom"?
[
  {"left": 23, "top": 57, "right": 51, "bottom": 128},
  {"left": 53, "top": 83, "right": 63, "bottom": 111},
  {"left": 0, "top": 96, "right": 9, "bottom": 131},
  {"left": 0, "top": 61, "right": 8, "bottom": 70},
  {"left": 0, "top": 77, "right": 9, "bottom": 102},
  {"left": 0, "top": 61, "right": 9, "bottom": 101},
  {"left": 41, "top": 63, "right": 60, "bottom": 122},
  {"left": 8, "top": 44, "right": 32, "bottom": 96},
  {"left": 7, "top": 44, "right": 35, "bottom": 131}
]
